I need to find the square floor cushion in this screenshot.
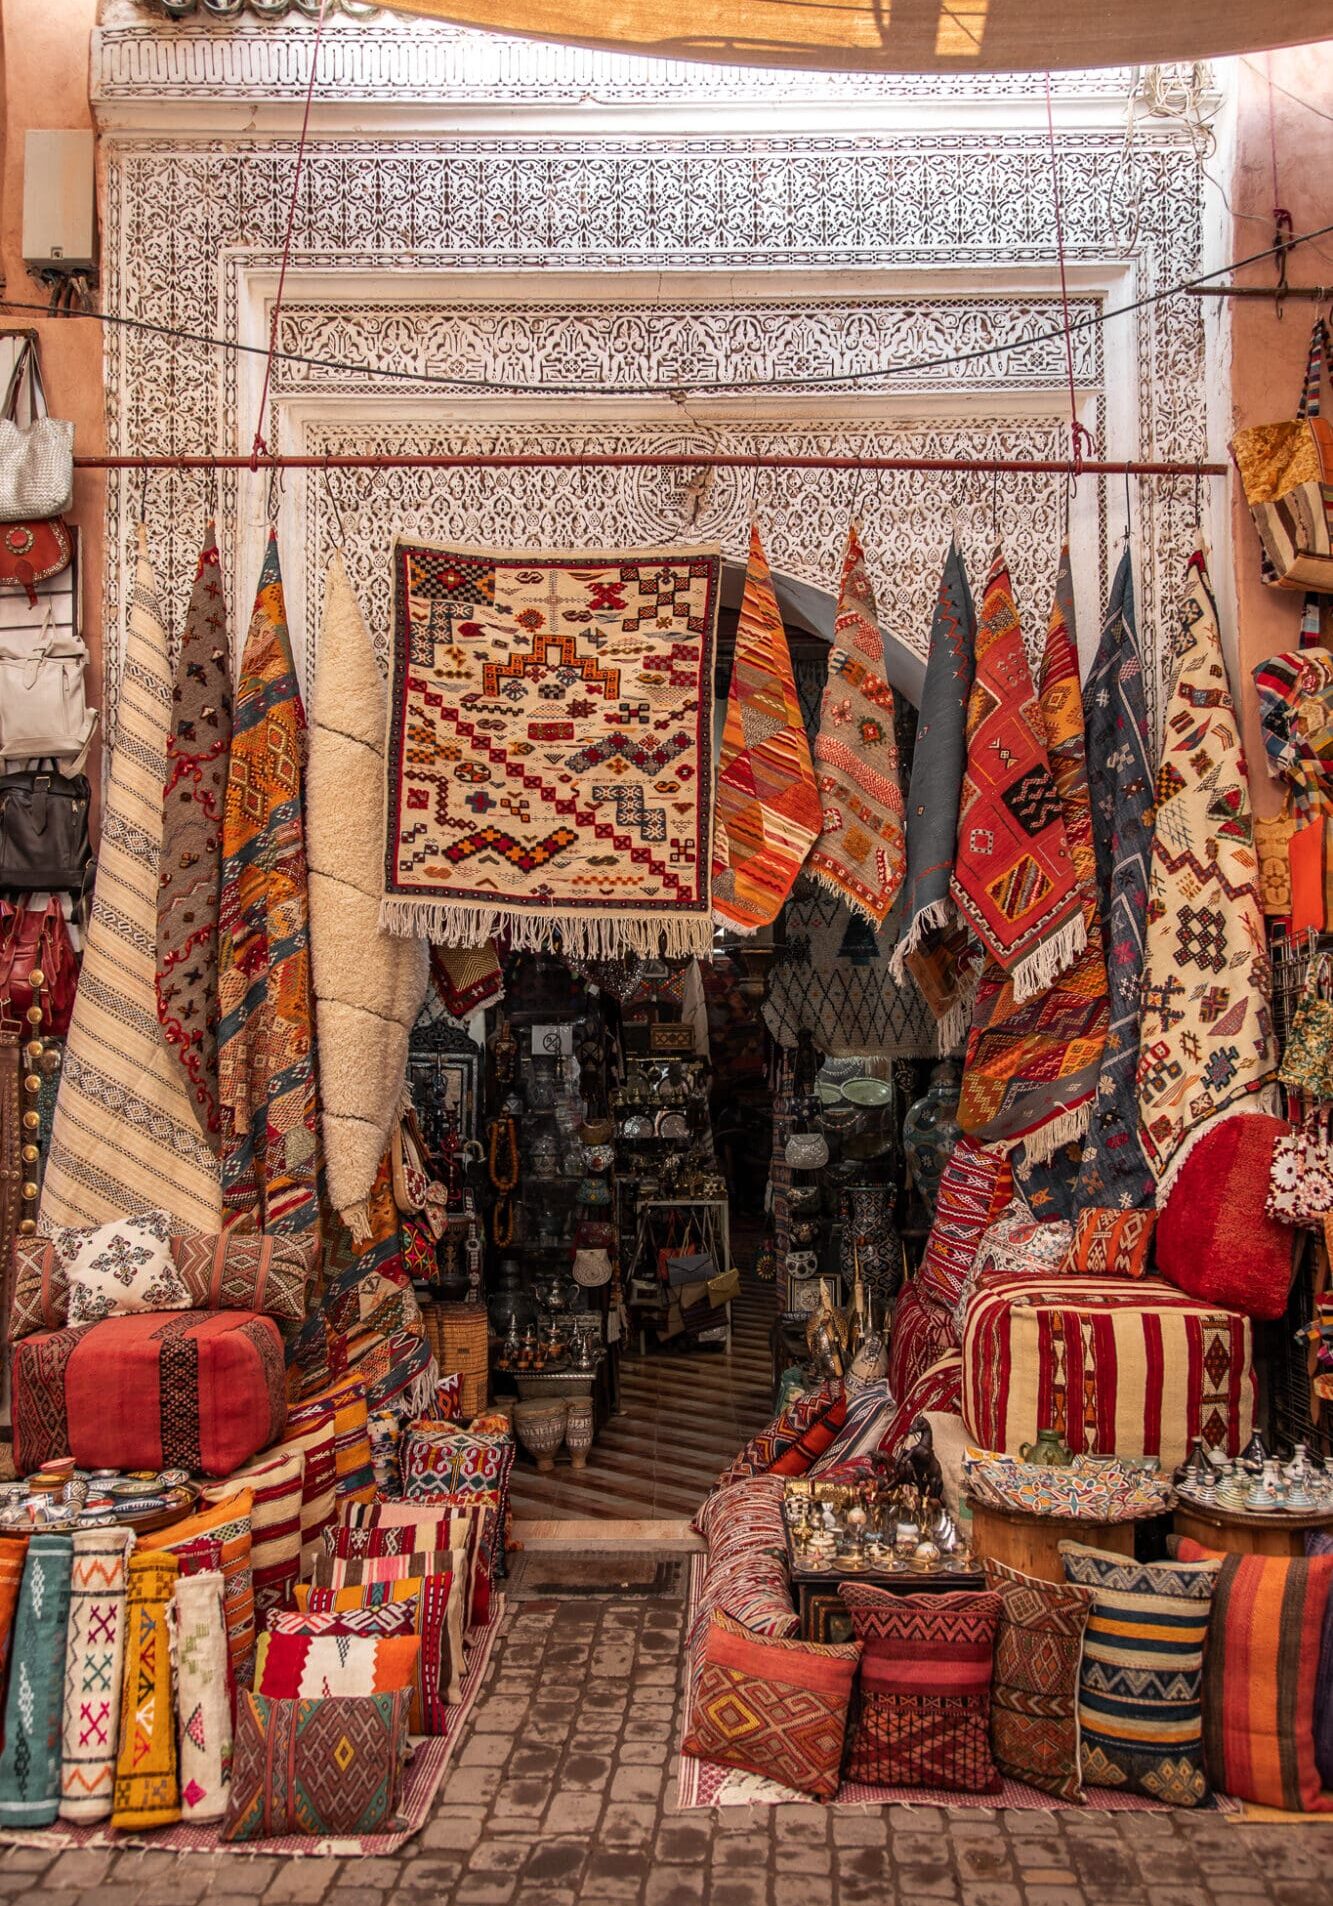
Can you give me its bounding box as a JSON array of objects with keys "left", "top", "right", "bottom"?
[
  {"left": 981, "top": 1558, "right": 1091, "bottom": 1802},
  {"left": 12, "top": 1309, "right": 287, "bottom": 1478},
  {"left": 1154, "top": 1113, "right": 1296, "bottom": 1321}
]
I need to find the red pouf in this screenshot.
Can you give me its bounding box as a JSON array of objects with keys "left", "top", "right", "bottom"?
[
  {"left": 1155, "top": 1113, "right": 1296, "bottom": 1322},
  {"left": 13, "top": 1308, "right": 288, "bottom": 1477}
]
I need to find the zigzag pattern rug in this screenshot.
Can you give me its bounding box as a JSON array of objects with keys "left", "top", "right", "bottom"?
[
  {"left": 1135, "top": 553, "right": 1278, "bottom": 1190},
  {"left": 382, "top": 538, "right": 721, "bottom": 960},
  {"left": 762, "top": 878, "right": 934, "bottom": 1059}
]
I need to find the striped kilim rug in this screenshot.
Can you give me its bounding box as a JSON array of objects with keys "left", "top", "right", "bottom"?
[{"left": 38, "top": 526, "right": 222, "bottom": 1234}]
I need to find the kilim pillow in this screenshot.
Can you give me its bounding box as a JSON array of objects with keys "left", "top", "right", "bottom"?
[
  {"left": 767, "top": 1392, "right": 849, "bottom": 1477},
  {"left": 683, "top": 1610, "right": 861, "bottom": 1801},
  {"left": 400, "top": 1426, "right": 515, "bottom": 1561},
  {"left": 1306, "top": 1530, "right": 1333, "bottom": 1790},
  {"left": 433, "top": 1373, "right": 465, "bottom": 1422},
  {"left": 915, "top": 1139, "right": 1013, "bottom": 1312},
  {"left": 839, "top": 1584, "right": 1002, "bottom": 1793},
  {"left": 203, "top": 1448, "right": 303, "bottom": 1626},
  {"left": 982, "top": 1559, "right": 1091, "bottom": 1802},
  {"left": 267, "top": 1605, "right": 416, "bottom": 1640},
  {"left": 1177, "top": 1537, "right": 1333, "bottom": 1813},
  {"left": 57, "top": 1210, "right": 189, "bottom": 1327},
  {"left": 961, "top": 1213, "right": 1073, "bottom": 1333},
  {"left": 286, "top": 1377, "right": 376, "bottom": 1509},
  {"left": 1063, "top": 1207, "right": 1156, "bottom": 1281},
  {"left": 367, "top": 1410, "right": 403, "bottom": 1498},
  {"left": 252, "top": 1630, "right": 420, "bottom": 1703},
  {"left": 295, "top": 1569, "right": 465, "bottom": 1728},
  {"left": 809, "top": 1382, "right": 896, "bottom": 1475},
  {"left": 342, "top": 1501, "right": 497, "bottom": 1625},
  {"left": 1059, "top": 1541, "right": 1219, "bottom": 1807},
  {"left": 691, "top": 1476, "right": 800, "bottom": 1649},
  {"left": 714, "top": 1384, "right": 838, "bottom": 1490},
  {"left": 875, "top": 1354, "right": 964, "bottom": 1459},
  {"left": 140, "top": 1489, "right": 256, "bottom": 1687},
  {"left": 1154, "top": 1114, "right": 1296, "bottom": 1321},
  {"left": 274, "top": 1403, "right": 338, "bottom": 1574},
  {"left": 222, "top": 1690, "right": 410, "bottom": 1842},
  {"left": 886, "top": 1284, "right": 959, "bottom": 1403}
]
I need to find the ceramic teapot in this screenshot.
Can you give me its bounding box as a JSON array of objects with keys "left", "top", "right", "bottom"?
[{"left": 1019, "top": 1425, "right": 1074, "bottom": 1467}]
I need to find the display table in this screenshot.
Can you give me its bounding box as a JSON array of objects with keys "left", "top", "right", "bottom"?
[
  {"left": 968, "top": 1497, "right": 1139, "bottom": 1584},
  {"left": 1172, "top": 1500, "right": 1333, "bottom": 1558},
  {"left": 782, "top": 1527, "right": 985, "bottom": 1641}
]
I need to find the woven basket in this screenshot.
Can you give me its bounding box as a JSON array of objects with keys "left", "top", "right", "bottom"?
[{"left": 422, "top": 1301, "right": 489, "bottom": 1418}]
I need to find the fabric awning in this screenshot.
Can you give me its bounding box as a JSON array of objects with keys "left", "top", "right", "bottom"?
[{"left": 382, "top": 0, "right": 1325, "bottom": 74}]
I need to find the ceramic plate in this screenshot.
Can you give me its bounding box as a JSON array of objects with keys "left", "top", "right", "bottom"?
[{"left": 841, "top": 1077, "right": 893, "bottom": 1107}]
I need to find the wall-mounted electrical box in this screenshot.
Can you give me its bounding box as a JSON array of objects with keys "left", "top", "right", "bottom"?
[{"left": 22, "top": 130, "right": 97, "bottom": 274}]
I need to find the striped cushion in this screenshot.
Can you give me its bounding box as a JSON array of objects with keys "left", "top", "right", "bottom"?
[
  {"left": 274, "top": 1404, "right": 337, "bottom": 1574},
  {"left": 809, "top": 1381, "right": 895, "bottom": 1474},
  {"left": 295, "top": 1566, "right": 466, "bottom": 1726},
  {"left": 1060, "top": 1542, "right": 1219, "bottom": 1808},
  {"left": 715, "top": 1385, "right": 837, "bottom": 1490},
  {"left": 876, "top": 1353, "right": 963, "bottom": 1457},
  {"left": 767, "top": 1392, "right": 848, "bottom": 1477},
  {"left": 140, "top": 1488, "right": 255, "bottom": 1686},
  {"left": 1307, "top": 1530, "right": 1333, "bottom": 1790},
  {"left": 287, "top": 1377, "right": 375, "bottom": 1509},
  {"left": 692, "top": 1475, "right": 799, "bottom": 1649},
  {"left": 1181, "top": 1539, "right": 1333, "bottom": 1813},
  {"left": 916, "top": 1139, "right": 1013, "bottom": 1311},
  {"left": 202, "top": 1448, "right": 303, "bottom": 1623},
  {"left": 343, "top": 1501, "right": 496, "bottom": 1625}
]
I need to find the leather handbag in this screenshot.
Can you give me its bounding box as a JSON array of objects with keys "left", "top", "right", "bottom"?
[
  {"left": 0, "top": 341, "right": 74, "bottom": 523},
  {"left": 0, "top": 766, "right": 91, "bottom": 892},
  {"left": 0, "top": 517, "right": 73, "bottom": 609},
  {"left": 0, "top": 606, "right": 96, "bottom": 765},
  {"left": 1268, "top": 1110, "right": 1333, "bottom": 1227},
  {"left": 572, "top": 1247, "right": 613, "bottom": 1289},
  {"left": 1231, "top": 319, "right": 1333, "bottom": 592},
  {"left": 0, "top": 897, "right": 77, "bottom": 1039}
]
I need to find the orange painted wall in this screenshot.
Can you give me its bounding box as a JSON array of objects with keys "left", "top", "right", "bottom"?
[
  {"left": 0, "top": 0, "right": 104, "bottom": 815},
  {"left": 1227, "top": 43, "right": 1333, "bottom": 815}
]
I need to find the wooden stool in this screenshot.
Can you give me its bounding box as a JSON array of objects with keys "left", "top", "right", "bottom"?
[
  {"left": 1172, "top": 1501, "right": 1333, "bottom": 1559},
  {"left": 968, "top": 1498, "right": 1137, "bottom": 1584}
]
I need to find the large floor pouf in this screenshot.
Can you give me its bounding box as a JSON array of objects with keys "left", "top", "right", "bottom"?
[
  {"left": 12, "top": 1309, "right": 287, "bottom": 1477},
  {"left": 961, "top": 1269, "right": 1253, "bottom": 1470}
]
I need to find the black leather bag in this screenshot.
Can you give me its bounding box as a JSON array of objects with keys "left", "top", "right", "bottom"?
[{"left": 0, "top": 766, "right": 91, "bottom": 891}]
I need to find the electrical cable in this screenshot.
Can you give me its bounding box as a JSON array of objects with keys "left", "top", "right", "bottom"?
[{"left": 2, "top": 223, "right": 1332, "bottom": 402}]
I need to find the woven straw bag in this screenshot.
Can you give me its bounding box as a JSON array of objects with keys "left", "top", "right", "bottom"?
[{"left": 1231, "top": 319, "right": 1333, "bottom": 593}]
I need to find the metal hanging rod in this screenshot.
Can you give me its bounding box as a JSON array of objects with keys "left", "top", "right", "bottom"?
[
  {"left": 1183, "top": 285, "right": 1332, "bottom": 302},
  {"left": 76, "top": 453, "right": 1227, "bottom": 477}
]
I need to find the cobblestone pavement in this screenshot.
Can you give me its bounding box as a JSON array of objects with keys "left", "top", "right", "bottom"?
[{"left": 3, "top": 1586, "right": 1328, "bottom": 1905}]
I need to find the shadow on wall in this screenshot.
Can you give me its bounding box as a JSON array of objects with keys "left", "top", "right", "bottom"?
[{"left": 718, "top": 558, "right": 925, "bottom": 708}]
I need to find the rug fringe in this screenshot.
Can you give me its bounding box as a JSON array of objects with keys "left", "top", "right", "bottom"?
[
  {"left": 1149, "top": 1084, "right": 1282, "bottom": 1203},
  {"left": 1017, "top": 1101, "right": 1092, "bottom": 1166},
  {"left": 935, "top": 997, "right": 970, "bottom": 1057},
  {"left": 340, "top": 1199, "right": 373, "bottom": 1246},
  {"left": 806, "top": 864, "right": 890, "bottom": 936},
  {"left": 379, "top": 898, "right": 714, "bottom": 963},
  {"left": 887, "top": 896, "right": 953, "bottom": 985},
  {"left": 1009, "top": 913, "right": 1087, "bottom": 1004}
]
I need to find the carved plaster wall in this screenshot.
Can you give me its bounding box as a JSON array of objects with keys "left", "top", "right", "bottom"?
[{"left": 92, "top": 16, "right": 1220, "bottom": 742}]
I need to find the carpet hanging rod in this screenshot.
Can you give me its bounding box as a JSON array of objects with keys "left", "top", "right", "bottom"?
[{"left": 76, "top": 453, "right": 1227, "bottom": 477}]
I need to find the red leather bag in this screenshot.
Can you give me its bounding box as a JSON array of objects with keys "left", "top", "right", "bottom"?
[
  {"left": 0, "top": 518, "right": 72, "bottom": 608},
  {"left": 0, "top": 895, "right": 78, "bottom": 1037}
]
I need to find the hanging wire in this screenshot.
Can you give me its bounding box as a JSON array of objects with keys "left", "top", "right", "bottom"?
[
  {"left": 322, "top": 458, "right": 347, "bottom": 546},
  {"left": 137, "top": 463, "right": 149, "bottom": 526},
  {"left": 1044, "top": 71, "right": 1095, "bottom": 477}
]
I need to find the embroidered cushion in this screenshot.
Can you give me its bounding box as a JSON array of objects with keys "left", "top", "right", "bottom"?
[
  {"left": 55, "top": 1211, "right": 188, "bottom": 1327},
  {"left": 400, "top": 1426, "right": 515, "bottom": 1557},
  {"left": 11, "top": 1310, "right": 287, "bottom": 1481},
  {"left": 267, "top": 1605, "right": 416, "bottom": 1640},
  {"left": 839, "top": 1584, "right": 1002, "bottom": 1792},
  {"left": 1059, "top": 1541, "right": 1219, "bottom": 1807},
  {"left": 886, "top": 1284, "right": 959, "bottom": 1403},
  {"left": 252, "top": 1630, "right": 420, "bottom": 1704},
  {"left": 682, "top": 1610, "right": 861, "bottom": 1800},
  {"left": 342, "top": 1501, "right": 496, "bottom": 1625},
  {"left": 961, "top": 1212, "right": 1073, "bottom": 1332},
  {"left": 287, "top": 1376, "right": 375, "bottom": 1509},
  {"left": 1306, "top": 1530, "right": 1333, "bottom": 1790},
  {"left": 915, "top": 1138, "right": 1013, "bottom": 1311},
  {"left": 11, "top": 1229, "right": 315, "bottom": 1340},
  {"left": 295, "top": 1570, "right": 465, "bottom": 1729},
  {"left": 202, "top": 1448, "right": 303, "bottom": 1625},
  {"left": 274, "top": 1402, "right": 338, "bottom": 1574},
  {"left": 1177, "top": 1537, "right": 1333, "bottom": 1813},
  {"left": 1155, "top": 1114, "right": 1296, "bottom": 1321},
  {"left": 141, "top": 1488, "right": 256, "bottom": 1686},
  {"left": 222, "top": 1690, "right": 410, "bottom": 1842},
  {"left": 962, "top": 1269, "right": 1255, "bottom": 1469},
  {"left": 692, "top": 1475, "right": 800, "bottom": 1647},
  {"left": 715, "top": 1385, "right": 838, "bottom": 1489},
  {"left": 982, "top": 1558, "right": 1091, "bottom": 1802},
  {"left": 1063, "top": 1207, "right": 1156, "bottom": 1280}
]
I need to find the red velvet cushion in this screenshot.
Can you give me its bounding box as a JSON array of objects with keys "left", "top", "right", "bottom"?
[
  {"left": 12, "top": 1309, "right": 287, "bottom": 1477},
  {"left": 1155, "top": 1115, "right": 1295, "bottom": 1321}
]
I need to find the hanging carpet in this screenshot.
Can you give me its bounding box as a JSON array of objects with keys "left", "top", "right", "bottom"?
[
  {"left": 156, "top": 525, "right": 232, "bottom": 1151},
  {"left": 957, "top": 546, "right": 1108, "bottom": 1160},
  {"left": 381, "top": 538, "right": 721, "bottom": 960},
  {"left": 39, "top": 528, "right": 222, "bottom": 1235},
  {"left": 1072, "top": 551, "right": 1157, "bottom": 1211},
  {"left": 951, "top": 548, "right": 1085, "bottom": 1002},
  {"left": 712, "top": 526, "right": 822, "bottom": 935},
  {"left": 217, "top": 533, "right": 319, "bottom": 1238},
  {"left": 308, "top": 552, "right": 429, "bottom": 1243},
  {"left": 1136, "top": 553, "right": 1278, "bottom": 1192},
  {"left": 807, "top": 522, "right": 906, "bottom": 930},
  {"left": 891, "top": 541, "right": 976, "bottom": 1043},
  {"left": 762, "top": 878, "right": 934, "bottom": 1060},
  {"left": 430, "top": 943, "right": 503, "bottom": 1020}
]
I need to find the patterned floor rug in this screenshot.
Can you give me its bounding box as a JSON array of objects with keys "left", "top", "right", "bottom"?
[
  {"left": 673, "top": 1561, "right": 1238, "bottom": 1814},
  {"left": 0, "top": 1599, "right": 503, "bottom": 1858}
]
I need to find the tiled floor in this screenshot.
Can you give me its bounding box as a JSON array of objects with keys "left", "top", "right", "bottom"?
[{"left": 506, "top": 1270, "right": 776, "bottom": 1523}]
